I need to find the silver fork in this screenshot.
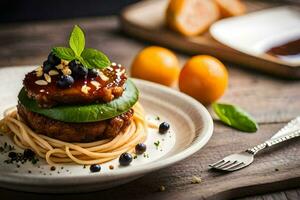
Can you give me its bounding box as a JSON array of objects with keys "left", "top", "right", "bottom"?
[{"left": 209, "top": 117, "right": 300, "bottom": 172}]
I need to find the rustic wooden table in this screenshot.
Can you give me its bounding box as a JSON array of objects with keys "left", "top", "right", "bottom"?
[{"left": 0, "top": 16, "right": 299, "bottom": 200}]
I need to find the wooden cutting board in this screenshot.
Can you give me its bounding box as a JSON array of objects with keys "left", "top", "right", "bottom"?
[{"left": 120, "top": 0, "right": 300, "bottom": 79}]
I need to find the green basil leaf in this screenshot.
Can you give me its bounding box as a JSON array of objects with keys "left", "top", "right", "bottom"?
[
  {"left": 212, "top": 103, "right": 258, "bottom": 132},
  {"left": 52, "top": 47, "right": 75, "bottom": 61},
  {"left": 18, "top": 79, "right": 138, "bottom": 123},
  {"left": 69, "top": 25, "right": 85, "bottom": 57},
  {"left": 81, "top": 48, "right": 111, "bottom": 69}
]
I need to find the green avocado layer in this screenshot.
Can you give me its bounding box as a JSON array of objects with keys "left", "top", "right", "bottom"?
[{"left": 18, "top": 79, "right": 139, "bottom": 123}]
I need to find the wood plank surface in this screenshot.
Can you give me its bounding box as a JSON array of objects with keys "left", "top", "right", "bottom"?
[
  {"left": 120, "top": 0, "right": 300, "bottom": 78},
  {"left": 0, "top": 16, "right": 299, "bottom": 200}
]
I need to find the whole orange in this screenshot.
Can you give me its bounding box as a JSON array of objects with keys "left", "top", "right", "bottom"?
[
  {"left": 179, "top": 55, "right": 228, "bottom": 105},
  {"left": 131, "top": 46, "right": 180, "bottom": 86}
]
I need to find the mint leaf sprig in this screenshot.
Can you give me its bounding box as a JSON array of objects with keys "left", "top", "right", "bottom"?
[{"left": 52, "top": 25, "right": 110, "bottom": 69}]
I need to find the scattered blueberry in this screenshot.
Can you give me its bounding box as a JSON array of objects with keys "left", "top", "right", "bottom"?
[
  {"left": 88, "top": 69, "right": 98, "bottom": 78},
  {"left": 47, "top": 52, "right": 61, "bottom": 66},
  {"left": 43, "top": 60, "right": 53, "bottom": 73},
  {"left": 159, "top": 122, "right": 170, "bottom": 134},
  {"left": 23, "top": 149, "right": 35, "bottom": 159},
  {"left": 119, "top": 152, "right": 133, "bottom": 166},
  {"left": 135, "top": 143, "right": 147, "bottom": 155},
  {"left": 90, "top": 164, "right": 101, "bottom": 173},
  {"left": 8, "top": 152, "right": 17, "bottom": 159},
  {"left": 57, "top": 75, "right": 74, "bottom": 88}
]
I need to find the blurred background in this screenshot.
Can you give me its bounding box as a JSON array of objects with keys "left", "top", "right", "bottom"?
[
  {"left": 0, "top": 0, "right": 298, "bottom": 23},
  {"left": 0, "top": 0, "right": 140, "bottom": 23}
]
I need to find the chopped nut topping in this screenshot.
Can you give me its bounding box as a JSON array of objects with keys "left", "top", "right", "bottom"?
[
  {"left": 107, "top": 67, "right": 113, "bottom": 71},
  {"left": 159, "top": 185, "right": 165, "bottom": 192},
  {"left": 35, "top": 80, "right": 48, "bottom": 86},
  {"left": 91, "top": 80, "right": 101, "bottom": 89},
  {"left": 111, "top": 62, "right": 117, "bottom": 66},
  {"left": 44, "top": 73, "right": 51, "bottom": 83},
  {"left": 62, "top": 67, "right": 72, "bottom": 76},
  {"left": 56, "top": 64, "right": 64, "bottom": 70},
  {"left": 81, "top": 85, "right": 91, "bottom": 94},
  {"left": 117, "top": 64, "right": 122, "bottom": 67},
  {"left": 36, "top": 70, "right": 43, "bottom": 77},
  {"left": 99, "top": 72, "right": 109, "bottom": 81},
  {"left": 35, "top": 66, "right": 43, "bottom": 72},
  {"left": 61, "top": 60, "right": 69, "bottom": 66},
  {"left": 48, "top": 70, "right": 59, "bottom": 76},
  {"left": 191, "top": 176, "right": 202, "bottom": 184},
  {"left": 116, "top": 69, "right": 125, "bottom": 76},
  {"left": 35, "top": 66, "right": 43, "bottom": 77}
]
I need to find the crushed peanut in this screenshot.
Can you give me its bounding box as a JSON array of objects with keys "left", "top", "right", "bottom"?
[
  {"left": 116, "top": 69, "right": 125, "bottom": 76},
  {"left": 107, "top": 67, "right": 113, "bottom": 71},
  {"left": 117, "top": 64, "right": 122, "bottom": 67},
  {"left": 36, "top": 70, "right": 43, "bottom": 77},
  {"left": 99, "top": 72, "right": 109, "bottom": 81},
  {"left": 44, "top": 73, "right": 51, "bottom": 83},
  {"left": 191, "top": 176, "right": 202, "bottom": 184},
  {"left": 91, "top": 80, "right": 101, "bottom": 89},
  {"left": 111, "top": 62, "right": 117, "bottom": 66},
  {"left": 61, "top": 60, "right": 69, "bottom": 66},
  {"left": 35, "top": 80, "right": 48, "bottom": 86},
  {"left": 159, "top": 185, "right": 165, "bottom": 192},
  {"left": 81, "top": 85, "right": 91, "bottom": 94},
  {"left": 56, "top": 64, "right": 64, "bottom": 70},
  {"left": 62, "top": 67, "right": 72, "bottom": 76},
  {"left": 35, "top": 66, "right": 43, "bottom": 72},
  {"left": 49, "top": 70, "right": 59, "bottom": 76}
]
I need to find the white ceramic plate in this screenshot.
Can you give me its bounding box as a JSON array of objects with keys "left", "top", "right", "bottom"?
[
  {"left": 210, "top": 6, "right": 300, "bottom": 66},
  {"left": 0, "top": 66, "right": 213, "bottom": 193}
]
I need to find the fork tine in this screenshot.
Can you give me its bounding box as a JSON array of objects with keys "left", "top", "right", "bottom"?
[
  {"left": 214, "top": 160, "right": 230, "bottom": 168},
  {"left": 218, "top": 161, "right": 237, "bottom": 169},
  {"left": 221, "top": 161, "right": 241, "bottom": 170},
  {"left": 209, "top": 159, "right": 224, "bottom": 168},
  {"left": 225, "top": 162, "right": 245, "bottom": 171}
]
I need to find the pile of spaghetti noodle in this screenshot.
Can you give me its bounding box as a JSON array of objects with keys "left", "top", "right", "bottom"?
[{"left": 0, "top": 103, "right": 148, "bottom": 165}]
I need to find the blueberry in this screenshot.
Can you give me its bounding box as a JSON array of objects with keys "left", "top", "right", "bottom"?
[
  {"left": 90, "top": 164, "right": 101, "bottom": 173},
  {"left": 57, "top": 75, "right": 74, "bottom": 88},
  {"left": 23, "top": 149, "right": 35, "bottom": 159},
  {"left": 119, "top": 152, "right": 133, "bottom": 166},
  {"left": 47, "top": 52, "right": 61, "bottom": 66},
  {"left": 43, "top": 60, "right": 53, "bottom": 73},
  {"left": 88, "top": 69, "right": 98, "bottom": 78},
  {"left": 71, "top": 63, "right": 88, "bottom": 79},
  {"left": 69, "top": 60, "right": 77, "bottom": 69},
  {"left": 135, "top": 143, "right": 146, "bottom": 155},
  {"left": 8, "top": 152, "right": 17, "bottom": 159},
  {"left": 159, "top": 122, "right": 170, "bottom": 134}
]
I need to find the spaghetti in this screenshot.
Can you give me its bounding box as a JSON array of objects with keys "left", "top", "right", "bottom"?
[{"left": 1, "top": 103, "right": 148, "bottom": 165}]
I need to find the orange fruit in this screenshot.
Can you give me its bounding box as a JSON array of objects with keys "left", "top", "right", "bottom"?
[
  {"left": 166, "top": 0, "right": 220, "bottom": 36},
  {"left": 214, "top": 0, "right": 246, "bottom": 17},
  {"left": 131, "top": 46, "right": 180, "bottom": 86},
  {"left": 179, "top": 55, "right": 228, "bottom": 105}
]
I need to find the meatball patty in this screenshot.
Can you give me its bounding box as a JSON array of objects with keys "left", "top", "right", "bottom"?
[
  {"left": 17, "top": 104, "right": 134, "bottom": 143},
  {"left": 24, "top": 64, "right": 127, "bottom": 108}
]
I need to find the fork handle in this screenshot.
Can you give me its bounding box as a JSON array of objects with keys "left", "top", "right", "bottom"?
[{"left": 246, "top": 129, "right": 300, "bottom": 155}]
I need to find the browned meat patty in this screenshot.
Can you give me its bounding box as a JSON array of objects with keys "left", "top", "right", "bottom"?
[
  {"left": 24, "top": 64, "right": 127, "bottom": 108},
  {"left": 17, "top": 104, "right": 134, "bottom": 143}
]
